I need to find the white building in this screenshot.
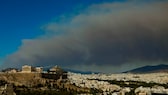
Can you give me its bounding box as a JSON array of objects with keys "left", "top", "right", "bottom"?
[
  {"left": 21, "top": 65, "right": 36, "bottom": 73},
  {"left": 35, "top": 67, "right": 43, "bottom": 73}
]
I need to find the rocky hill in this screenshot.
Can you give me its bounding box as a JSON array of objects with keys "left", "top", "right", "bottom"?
[
  {"left": 124, "top": 64, "right": 168, "bottom": 73},
  {"left": 0, "top": 73, "right": 45, "bottom": 87},
  {"left": 0, "top": 72, "right": 90, "bottom": 95}
]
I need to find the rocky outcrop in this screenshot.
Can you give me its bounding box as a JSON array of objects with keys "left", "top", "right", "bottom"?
[
  {"left": 0, "top": 72, "right": 90, "bottom": 94},
  {"left": 0, "top": 73, "right": 45, "bottom": 87}
]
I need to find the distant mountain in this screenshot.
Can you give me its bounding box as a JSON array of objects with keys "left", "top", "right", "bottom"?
[{"left": 123, "top": 64, "right": 168, "bottom": 73}]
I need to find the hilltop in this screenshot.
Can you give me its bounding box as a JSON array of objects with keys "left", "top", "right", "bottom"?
[{"left": 123, "top": 64, "right": 168, "bottom": 73}]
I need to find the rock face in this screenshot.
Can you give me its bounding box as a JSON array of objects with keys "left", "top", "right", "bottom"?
[
  {"left": 0, "top": 84, "right": 16, "bottom": 95},
  {"left": 0, "top": 71, "right": 68, "bottom": 86},
  {"left": 0, "top": 73, "right": 47, "bottom": 87}
]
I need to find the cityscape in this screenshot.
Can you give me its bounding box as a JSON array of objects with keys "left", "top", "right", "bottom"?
[
  {"left": 0, "top": 65, "right": 168, "bottom": 95},
  {"left": 0, "top": 0, "right": 168, "bottom": 95}
]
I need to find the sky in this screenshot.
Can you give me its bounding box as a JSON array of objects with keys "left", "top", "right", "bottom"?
[{"left": 0, "top": 0, "right": 168, "bottom": 73}]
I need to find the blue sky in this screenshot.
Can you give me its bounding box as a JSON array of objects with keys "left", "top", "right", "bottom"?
[
  {"left": 1, "top": 0, "right": 168, "bottom": 73},
  {"left": 0, "top": 0, "right": 120, "bottom": 58}
]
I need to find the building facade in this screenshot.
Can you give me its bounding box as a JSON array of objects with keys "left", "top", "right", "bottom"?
[
  {"left": 35, "top": 67, "right": 43, "bottom": 73},
  {"left": 22, "top": 65, "right": 36, "bottom": 73}
]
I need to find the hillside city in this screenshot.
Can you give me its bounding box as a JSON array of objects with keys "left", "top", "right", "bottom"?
[{"left": 0, "top": 65, "right": 168, "bottom": 95}]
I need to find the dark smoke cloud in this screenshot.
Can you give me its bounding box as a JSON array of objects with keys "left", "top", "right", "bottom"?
[{"left": 3, "top": 1, "right": 168, "bottom": 72}]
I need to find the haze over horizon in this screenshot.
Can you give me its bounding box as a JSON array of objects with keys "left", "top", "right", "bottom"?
[{"left": 0, "top": 0, "right": 168, "bottom": 73}]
